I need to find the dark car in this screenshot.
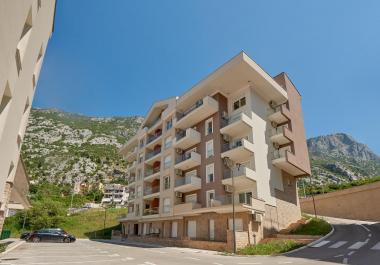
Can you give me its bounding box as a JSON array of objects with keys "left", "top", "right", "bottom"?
[
  {"left": 27, "top": 228, "right": 76, "bottom": 243},
  {"left": 20, "top": 232, "right": 31, "bottom": 240}
]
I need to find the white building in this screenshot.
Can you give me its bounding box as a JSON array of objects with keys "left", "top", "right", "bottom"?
[
  {"left": 101, "top": 184, "right": 129, "bottom": 207},
  {"left": 0, "top": 0, "right": 56, "bottom": 231}
]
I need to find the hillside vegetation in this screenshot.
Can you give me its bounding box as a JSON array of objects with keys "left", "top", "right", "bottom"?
[{"left": 22, "top": 108, "right": 142, "bottom": 185}]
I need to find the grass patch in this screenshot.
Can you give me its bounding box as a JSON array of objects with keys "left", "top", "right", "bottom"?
[
  {"left": 292, "top": 218, "right": 331, "bottom": 236},
  {"left": 4, "top": 208, "right": 127, "bottom": 239},
  {"left": 238, "top": 240, "right": 304, "bottom": 255},
  {"left": 0, "top": 243, "right": 7, "bottom": 253}
]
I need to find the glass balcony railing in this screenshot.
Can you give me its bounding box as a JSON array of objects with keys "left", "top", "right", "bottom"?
[
  {"left": 144, "top": 186, "right": 160, "bottom": 196},
  {"left": 143, "top": 207, "right": 159, "bottom": 216},
  {"left": 145, "top": 148, "right": 161, "bottom": 160},
  {"left": 147, "top": 131, "right": 162, "bottom": 144},
  {"left": 177, "top": 99, "right": 204, "bottom": 121}
]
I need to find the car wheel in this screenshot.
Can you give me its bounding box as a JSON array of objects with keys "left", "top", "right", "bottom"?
[
  {"left": 63, "top": 238, "right": 70, "bottom": 243},
  {"left": 32, "top": 237, "right": 40, "bottom": 243}
]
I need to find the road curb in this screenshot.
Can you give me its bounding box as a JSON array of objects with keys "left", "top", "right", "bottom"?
[
  {"left": 282, "top": 223, "right": 335, "bottom": 255},
  {"left": 0, "top": 240, "right": 25, "bottom": 256}
]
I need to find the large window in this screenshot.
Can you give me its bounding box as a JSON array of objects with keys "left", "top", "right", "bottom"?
[
  {"left": 238, "top": 192, "right": 252, "bottom": 204},
  {"left": 205, "top": 118, "right": 213, "bottom": 136},
  {"left": 166, "top": 118, "right": 173, "bottom": 131},
  {"left": 233, "top": 97, "right": 246, "bottom": 111},
  {"left": 206, "top": 190, "right": 215, "bottom": 207},
  {"left": 206, "top": 163, "right": 214, "bottom": 183},
  {"left": 164, "top": 136, "right": 172, "bottom": 149},
  {"left": 138, "top": 153, "right": 144, "bottom": 164},
  {"left": 163, "top": 198, "right": 171, "bottom": 213},
  {"left": 164, "top": 176, "right": 170, "bottom": 190},
  {"left": 206, "top": 140, "right": 214, "bottom": 158},
  {"left": 164, "top": 155, "right": 172, "bottom": 169}
]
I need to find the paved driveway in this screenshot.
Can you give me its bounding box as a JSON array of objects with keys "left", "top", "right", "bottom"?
[{"left": 0, "top": 239, "right": 336, "bottom": 265}]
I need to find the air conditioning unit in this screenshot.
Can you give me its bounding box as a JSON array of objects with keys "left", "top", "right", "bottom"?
[
  {"left": 271, "top": 121, "right": 278, "bottom": 128},
  {"left": 273, "top": 142, "right": 280, "bottom": 149},
  {"left": 175, "top": 191, "right": 183, "bottom": 198},
  {"left": 252, "top": 213, "right": 263, "bottom": 222},
  {"left": 224, "top": 185, "right": 233, "bottom": 193},
  {"left": 175, "top": 169, "right": 183, "bottom": 176}
]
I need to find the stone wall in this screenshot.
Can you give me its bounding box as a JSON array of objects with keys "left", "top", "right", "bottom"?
[{"left": 300, "top": 181, "right": 380, "bottom": 221}]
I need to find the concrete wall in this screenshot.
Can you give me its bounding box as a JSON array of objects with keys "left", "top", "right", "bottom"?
[{"left": 300, "top": 181, "right": 380, "bottom": 221}]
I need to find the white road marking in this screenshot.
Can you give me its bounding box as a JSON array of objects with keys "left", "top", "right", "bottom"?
[
  {"left": 213, "top": 263, "right": 224, "bottom": 265},
  {"left": 237, "top": 263, "right": 262, "bottom": 265},
  {"left": 348, "top": 251, "right": 355, "bottom": 256},
  {"left": 122, "top": 257, "right": 135, "bottom": 261},
  {"left": 371, "top": 242, "right": 380, "bottom": 250},
  {"left": 334, "top": 254, "right": 344, "bottom": 258},
  {"left": 278, "top": 262, "right": 293, "bottom": 264},
  {"left": 369, "top": 233, "right": 372, "bottom": 237},
  {"left": 359, "top": 224, "right": 370, "bottom": 232},
  {"left": 343, "top": 258, "right": 348, "bottom": 264},
  {"left": 24, "top": 259, "right": 125, "bottom": 264},
  {"left": 311, "top": 240, "right": 330, "bottom": 248},
  {"left": 348, "top": 241, "right": 366, "bottom": 249},
  {"left": 329, "top": 241, "right": 347, "bottom": 248},
  {"left": 144, "top": 262, "right": 157, "bottom": 265},
  {"left": 184, "top": 257, "right": 201, "bottom": 260}
]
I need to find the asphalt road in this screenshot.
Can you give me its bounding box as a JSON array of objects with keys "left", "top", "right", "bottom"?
[
  {"left": 286, "top": 217, "right": 380, "bottom": 265},
  {"left": 1, "top": 218, "right": 379, "bottom": 265}
]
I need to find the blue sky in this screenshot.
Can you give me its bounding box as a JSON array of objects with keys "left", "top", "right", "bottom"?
[{"left": 35, "top": 0, "right": 380, "bottom": 153}]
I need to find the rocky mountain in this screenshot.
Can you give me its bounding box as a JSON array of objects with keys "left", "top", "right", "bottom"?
[
  {"left": 22, "top": 108, "right": 142, "bottom": 185},
  {"left": 307, "top": 133, "right": 380, "bottom": 184}
]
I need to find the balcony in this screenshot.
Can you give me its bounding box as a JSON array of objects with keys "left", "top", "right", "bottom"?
[
  {"left": 220, "top": 112, "right": 253, "bottom": 137},
  {"left": 173, "top": 201, "right": 201, "bottom": 215},
  {"left": 272, "top": 146, "right": 307, "bottom": 176},
  {"left": 127, "top": 176, "right": 136, "bottom": 186},
  {"left": 175, "top": 96, "right": 219, "bottom": 129},
  {"left": 174, "top": 128, "right": 201, "bottom": 149},
  {"left": 174, "top": 175, "right": 202, "bottom": 193},
  {"left": 143, "top": 207, "right": 159, "bottom": 217},
  {"left": 143, "top": 186, "right": 160, "bottom": 199},
  {"left": 126, "top": 161, "right": 137, "bottom": 171},
  {"left": 175, "top": 151, "right": 201, "bottom": 170},
  {"left": 125, "top": 147, "right": 138, "bottom": 162},
  {"left": 146, "top": 116, "right": 162, "bottom": 132},
  {"left": 222, "top": 166, "right": 257, "bottom": 190},
  {"left": 268, "top": 104, "right": 291, "bottom": 124},
  {"left": 144, "top": 168, "right": 160, "bottom": 182},
  {"left": 270, "top": 125, "right": 293, "bottom": 145},
  {"left": 146, "top": 131, "right": 162, "bottom": 148},
  {"left": 221, "top": 138, "right": 254, "bottom": 162},
  {"left": 119, "top": 212, "right": 139, "bottom": 221},
  {"left": 144, "top": 149, "right": 161, "bottom": 165}
]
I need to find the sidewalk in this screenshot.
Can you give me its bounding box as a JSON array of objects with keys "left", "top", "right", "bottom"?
[{"left": 0, "top": 238, "right": 25, "bottom": 255}]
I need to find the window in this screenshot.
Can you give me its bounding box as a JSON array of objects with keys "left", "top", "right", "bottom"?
[
  {"left": 206, "top": 190, "right": 215, "bottom": 207},
  {"left": 137, "top": 169, "right": 142, "bottom": 180},
  {"left": 205, "top": 118, "right": 213, "bottom": 135},
  {"left": 166, "top": 118, "right": 173, "bottom": 131},
  {"left": 37, "top": 0, "right": 42, "bottom": 10},
  {"left": 238, "top": 192, "right": 253, "bottom": 204},
  {"left": 233, "top": 97, "right": 246, "bottom": 111},
  {"left": 0, "top": 82, "right": 12, "bottom": 115},
  {"left": 206, "top": 163, "right": 214, "bottom": 183},
  {"left": 164, "top": 176, "right": 170, "bottom": 190},
  {"left": 16, "top": 7, "right": 33, "bottom": 75},
  {"left": 137, "top": 186, "right": 142, "bottom": 197},
  {"left": 228, "top": 218, "right": 243, "bottom": 231},
  {"left": 138, "top": 153, "right": 144, "bottom": 164},
  {"left": 164, "top": 136, "right": 172, "bottom": 149},
  {"left": 164, "top": 155, "right": 172, "bottom": 169},
  {"left": 139, "top": 139, "right": 144, "bottom": 148},
  {"left": 163, "top": 198, "right": 171, "bottom": 213},
  {"left": 206, "top": 140, "right": 214, "bottom": 158}
]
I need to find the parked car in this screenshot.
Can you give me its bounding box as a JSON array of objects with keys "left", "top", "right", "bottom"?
[
  {"left": 20, "top": 232, "right": 31, "bottom": 240},
  {"left": 27, "top": 228, "right": 76, "bottom": 243}
]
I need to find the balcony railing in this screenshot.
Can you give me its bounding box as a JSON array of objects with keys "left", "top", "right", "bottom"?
[
  {"left": 145, "top": 148, "right": 161, "bottom": 160},
  {"left": 221, "top": 112, "right": 245, "bottom": 128},
  {"left": 223, "top": 166, "right": 250, "bottom": 180},
  {"left": 143, "top": 207, "right": 159, "bottom": 216},
  {"left": 273, "top": 146, "right": 292, "bottom": 160},
  {"left": 222, "top": 138, "right": 245, "bottom": 152},
  {"left": 128, "top": 176, "right": 136, "bottom": 184},
  {"left": 175, "top": 129, "right": 186, "bottom": 141},
  {"left": 147, "top": 131, "right": 162, "bottom": 144},
  {"left": 177, "top": 99, "right": 204, "bottom": 121},
  {"left": 209, "top": 194, "right": 233, "bottom": 207},
  {"left": 144, "top": 167, "right": 160, "bottom": 178},
  {"left": 128, "top": 194, "right": 135, "bottom": 200},
  {"left": 176, "top": 152, "right": 194, "bottom": 164},
  {"left": 144, "top": 186, "right": 160, "bottom": 196},
  {"left": 175, "top": 175, "right": 201, "bottom": 188}
]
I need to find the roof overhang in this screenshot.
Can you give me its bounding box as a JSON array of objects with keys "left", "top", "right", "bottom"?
[{"left": 177, "top": 52, "right": 288, "bottom": 111}]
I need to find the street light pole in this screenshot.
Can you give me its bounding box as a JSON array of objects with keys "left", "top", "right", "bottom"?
[
  {"left": 223, "top": 157, "right": 236, "bottom": 254},
  {"left": 309, "top": 175, "right": 317, "bottom": 218}
]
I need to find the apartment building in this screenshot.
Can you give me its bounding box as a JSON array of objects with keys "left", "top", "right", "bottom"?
[
  {"left": 0, "top": 0, "right": 56, "bottom": 231},
  {"left": 119, "top": 52, "right": 311, "bottom": 249},
  {"left": 101, "top": 184, "right": 129, "bottom": 207}
]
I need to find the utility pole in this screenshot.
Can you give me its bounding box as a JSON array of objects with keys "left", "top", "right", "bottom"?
[
  {"left": 309, "top": 175, "right": 317, "bottom": 218},
  {"left": 223, "top": 157, "right": 236, "bottom": 254}
]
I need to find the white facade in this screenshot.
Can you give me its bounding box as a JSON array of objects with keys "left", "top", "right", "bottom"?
[
  {"left": 0, "top": 0, "right": 56, "bottom": 222},
  {"left": 101, "top": 184, "right": 129, "bottom": 207}
]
